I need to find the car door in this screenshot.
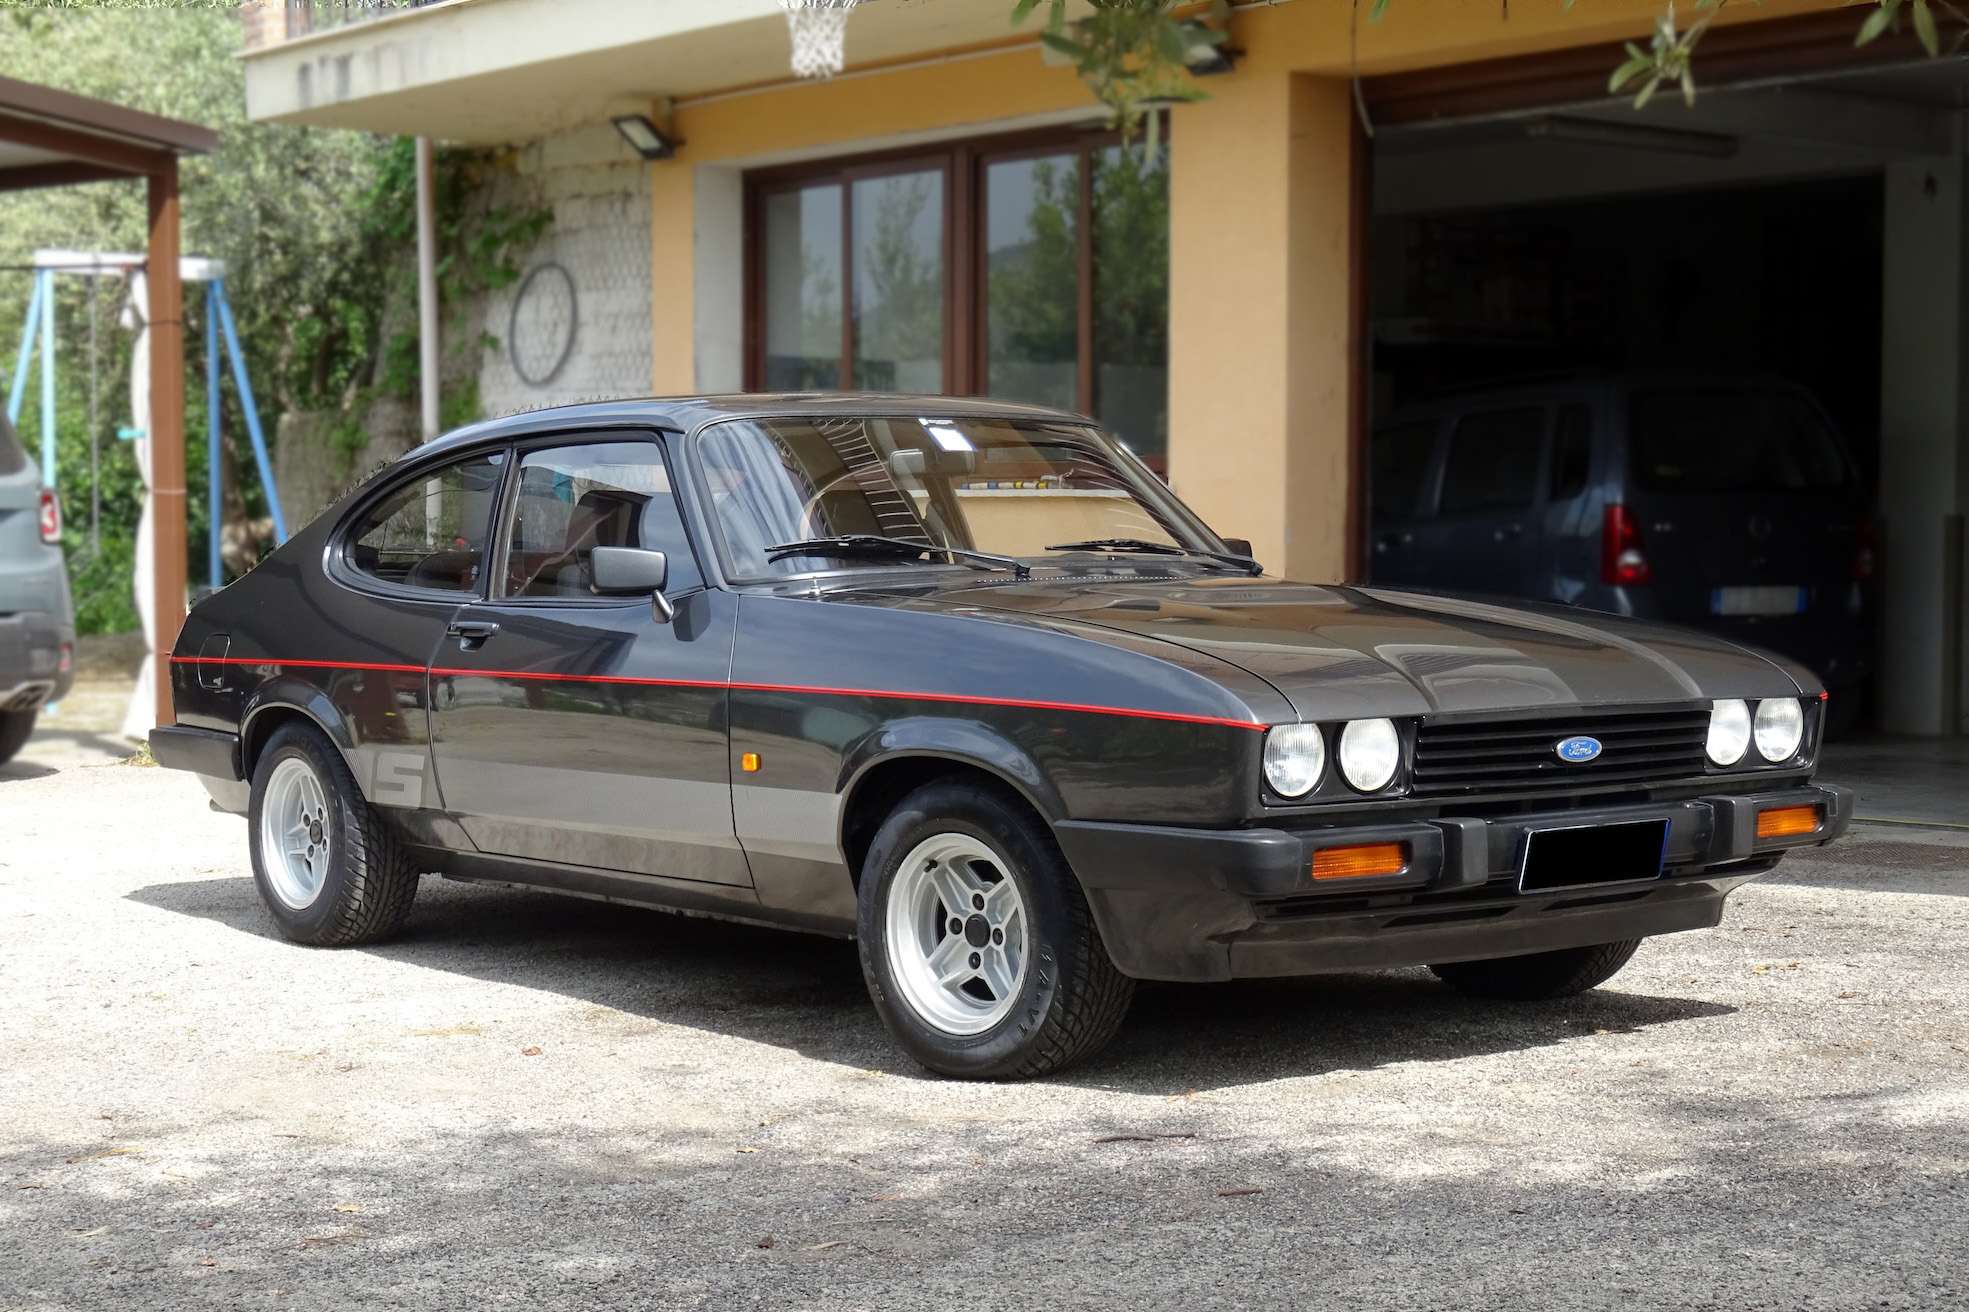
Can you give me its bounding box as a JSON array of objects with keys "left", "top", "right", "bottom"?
[
  {"left": 1412, "top": 405, "right": 1549, "bottom": 595},
  {"left": 1366, "top": 416, "right": 1442, "bottom": 586},
  {"left": 425, "top": 433, "right": 750, "bottom": 886},
  {"left": 320, "top": 445, "right": 509, "bottom": 814}
]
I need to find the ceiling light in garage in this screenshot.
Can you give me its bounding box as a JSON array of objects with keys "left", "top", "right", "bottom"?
[{"left": 1525, "top": 115, "right": 1738, "bottom": 158}]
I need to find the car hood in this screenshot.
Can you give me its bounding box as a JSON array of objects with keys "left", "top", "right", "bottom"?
[{"left": 858, "top": 575, "right": 1814, "bottom": 721}]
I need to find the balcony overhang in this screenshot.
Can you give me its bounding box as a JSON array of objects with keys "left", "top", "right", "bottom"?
[{"left": 242, "top": 0, "right": 1068, "bottom": 146}]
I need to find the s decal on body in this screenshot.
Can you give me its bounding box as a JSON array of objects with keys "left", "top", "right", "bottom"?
[
  {"left": 372, "top": 751, "right": 428, "bottom": 807},
  {"left": 1556, "top": 735, "right": 1604, "bottom": 763}
]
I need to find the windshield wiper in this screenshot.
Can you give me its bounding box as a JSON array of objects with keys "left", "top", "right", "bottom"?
[
  {"left": 1044, "top": 538, "right": 1262, "bottom": 576},
  {"left": 765, "top": 535, "right": 1030, "bottom": 579}
]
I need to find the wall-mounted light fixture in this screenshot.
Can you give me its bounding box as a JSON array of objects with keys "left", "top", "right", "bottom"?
[
  {"left": 612, "top": 113, "right": 681, "bottom": 161},
  {"left": 1179, "top": 19, "right": 1239, "bottom": 77}
]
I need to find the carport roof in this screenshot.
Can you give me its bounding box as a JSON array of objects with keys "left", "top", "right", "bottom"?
[{"left": 0, "top": 73, "right": 218, "bottom": 193}]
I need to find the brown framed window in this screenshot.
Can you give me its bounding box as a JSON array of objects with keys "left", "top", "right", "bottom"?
[{"left": 746, "top": 126, "right": 1170, "bottom": 464}]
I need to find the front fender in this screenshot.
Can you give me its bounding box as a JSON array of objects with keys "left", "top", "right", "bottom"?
[{"left": 837, "top": 715, "right": 1069, "bottom": 826}]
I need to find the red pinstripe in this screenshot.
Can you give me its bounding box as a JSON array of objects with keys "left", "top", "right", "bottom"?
[{"left": 169, "top": 654, "right": 1267, "bottom": 731}]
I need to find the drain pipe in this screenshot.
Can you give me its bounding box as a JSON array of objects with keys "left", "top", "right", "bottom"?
[{"left": 415, "top": 136, "right": 440, "bottom": 443}]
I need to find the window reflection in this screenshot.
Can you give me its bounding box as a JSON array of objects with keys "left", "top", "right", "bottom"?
[
  {"left": 763, "top": 186, "right": 843, "bottom": 390},
  {"left": 851, "top": 170, "right": 944, "bottom": 392},
  {"left": 986, "top": 153, "right": 1080, "bottom": 411}
]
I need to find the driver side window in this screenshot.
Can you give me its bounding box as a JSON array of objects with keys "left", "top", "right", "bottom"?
[{"left": 500, "top": 440, "right": 702, "bottom": 599}]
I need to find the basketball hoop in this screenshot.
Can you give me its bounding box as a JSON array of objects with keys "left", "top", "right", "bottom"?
[{"left": 780, "top": 0, "right": 859, "bottom": 79}]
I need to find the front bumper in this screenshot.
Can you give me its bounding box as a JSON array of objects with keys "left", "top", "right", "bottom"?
[
  {"left": 0, "top": 610, "right": 73, "bottom": 710},
  {"left": 1057, "top": 784, "right": 1852, "bottom": 982}
]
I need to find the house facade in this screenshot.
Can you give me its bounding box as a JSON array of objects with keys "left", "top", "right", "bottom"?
[{"left": 241, "top": 0, "right": 1969, "bottom": 736}]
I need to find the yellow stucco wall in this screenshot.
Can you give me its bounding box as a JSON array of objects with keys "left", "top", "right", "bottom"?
[
  {"left": 1167, "top": 71, "right": 1357, "bottom": 578},
  {"left": 648, "top": 0, "right": 1846, "bottom": 573}
]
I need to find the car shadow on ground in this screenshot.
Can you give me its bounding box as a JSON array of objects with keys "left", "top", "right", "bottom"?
[
  {"left": 8, "top": 726, "right": 137, "bottom": 774},
  {"left": 127, "top": 873, "right": 1735, "bottom": 1092}
]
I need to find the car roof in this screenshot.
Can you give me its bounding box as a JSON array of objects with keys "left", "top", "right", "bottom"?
[{"left": 412, "top": 393, "right": 1093, "bottom": 463}]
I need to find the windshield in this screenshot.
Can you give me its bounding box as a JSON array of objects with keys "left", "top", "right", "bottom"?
[
  {"left": 1630, "top": 388, "right": 1854, "bottom": 494},
  {"left": 695, "top": 415, "right": 1219, "bottom": 580}
]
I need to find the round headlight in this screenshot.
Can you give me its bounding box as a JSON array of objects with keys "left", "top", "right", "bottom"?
[
  {"left": 1338, "top": 718, "right": 1401, "bottom": 792},
  {"left": 1263, "top": 724, "right": 1326, "bottom": 798},
  {"left": 1706, "top": 699, "right": 1751, "bottom": 766},
  {"left": 1754, "top": 697, "right": 1805, "bottom": 762}
]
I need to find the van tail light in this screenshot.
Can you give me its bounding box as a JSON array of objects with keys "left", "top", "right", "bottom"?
[
  {"left": 37, "top": 489, "right": 61, "bottom": 545},
  {"left": 1852, "top": 512, "right": 1876, "bottom": 583},
  {"left": 1601, "top": 504, "right": 1651, "bottom": 586}
]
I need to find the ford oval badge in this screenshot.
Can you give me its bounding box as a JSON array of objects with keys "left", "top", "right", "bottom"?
[{"left": 1557, "top": 735, "right": 1603, "bottom": 763}]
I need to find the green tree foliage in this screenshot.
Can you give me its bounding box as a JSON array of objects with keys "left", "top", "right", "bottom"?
[
  {"left": 1012, "top": 0, "right": 1227, "bottom": 145},
  {"left": 0, "top": 6, "right": 387, "bottom": 626}
]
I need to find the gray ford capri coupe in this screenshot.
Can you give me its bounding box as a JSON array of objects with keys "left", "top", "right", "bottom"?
[{"left": 153, "top": 396, "right": 1850, "bottom": 1079}]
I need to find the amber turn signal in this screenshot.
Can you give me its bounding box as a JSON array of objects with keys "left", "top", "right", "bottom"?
[
  {"left": 1311, "top": 842, "right": 1408, "bottom": 880},
  {"left": 740, "top": 752, "right": 762, "bottom": 773},
  {"left": 1756, "top": 805, "right": 1820, "bottom": 839}
]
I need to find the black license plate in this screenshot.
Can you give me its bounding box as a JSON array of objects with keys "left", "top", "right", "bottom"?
[{"left": 1519, "top": 818, "right": 1670, "bottom": 893}]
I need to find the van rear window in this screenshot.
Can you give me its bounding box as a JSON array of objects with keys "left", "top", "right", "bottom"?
[
  {"left": 1631, "top": 390, "right": 1852, "bottom": 493},
  {"left": 0, "top": 414, "right": 26, "bottom": 477}
]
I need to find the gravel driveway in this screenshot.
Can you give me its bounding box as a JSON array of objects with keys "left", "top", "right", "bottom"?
[{"left": 2, "top": 735, "right": 1965, "bottom": 1311}]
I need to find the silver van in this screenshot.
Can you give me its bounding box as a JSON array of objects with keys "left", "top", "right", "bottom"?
[
  {"left": 0, "top": 414, "right": 74, "bottom": 765},
  {"left": 1369, "top": 377, "right": 1873, "bottom": 733}
]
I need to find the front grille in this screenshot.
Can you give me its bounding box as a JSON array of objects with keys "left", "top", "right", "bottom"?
[{"left": 1411, "top": 707, "right": 1709, "bottom": 798}]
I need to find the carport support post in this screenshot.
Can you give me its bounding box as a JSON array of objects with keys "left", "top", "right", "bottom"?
[
  {"left": 147, "top": 159, "right": 187, "bottom": 730},
  {"left": 1880, "top": 156, "right": 1969, "bottom": 735},
  {"left": 1167, "top": 73, "right": 1366, "bottom": 581},
  {"left": 415, "top": 136, "right": 440, "bottom": 442}
]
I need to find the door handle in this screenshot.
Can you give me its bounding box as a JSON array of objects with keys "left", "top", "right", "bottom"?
[
  {"left": 446, "top": 620, "right": 499, "bottom": 651},
  {"left": 1375, "top": 532, "right": 1413, "bottom": 551}
]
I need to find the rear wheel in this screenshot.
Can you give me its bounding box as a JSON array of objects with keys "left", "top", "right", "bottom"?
[
  {"left": 248, "top": 722, "right": 419, "bottom": 946},
  {"left": 0, "top": 709, "right": 34, "bottom": 766},
  {"left": 857, "top": 779, "right": 1134, "bottom": 1080},
  {"left": 1429, "top": 939, "right": 1641, "bottom": 1001}
]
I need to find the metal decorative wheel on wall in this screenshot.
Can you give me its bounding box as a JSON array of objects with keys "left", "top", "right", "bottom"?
[{"left": 509, "top": 261, "right": 578, "bottom": 387}]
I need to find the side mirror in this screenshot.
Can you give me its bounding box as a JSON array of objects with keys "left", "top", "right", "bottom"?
[
  {"left": 591, "top": 546, "right": 674, "bottom": 623},
  {"left": 1220, "top": 537, "right": 1254, "bottom": 559}
]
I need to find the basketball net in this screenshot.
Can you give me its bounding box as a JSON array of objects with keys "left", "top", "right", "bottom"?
[{"left": 780, "top": 0, "right": 859, "bottom": 79}]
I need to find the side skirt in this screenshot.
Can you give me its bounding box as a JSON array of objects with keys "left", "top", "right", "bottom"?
[{"left": 425, "top": 849, "right": 853, "bottom": 940}]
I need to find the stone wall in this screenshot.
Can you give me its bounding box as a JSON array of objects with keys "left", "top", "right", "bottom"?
[{"left": 473, "top": 122, "right": 655, "bottom": 418}]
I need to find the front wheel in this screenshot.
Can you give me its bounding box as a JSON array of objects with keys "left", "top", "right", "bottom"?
[
  {"left": 248, "top": 722, "right": 419, "bottom": 946},
  {"left": 1429, "top": 939, "right": 1642, "bottom": 1001},
  {"left": 857, "top": 780, "right": 1134, "bottom": 1080}
]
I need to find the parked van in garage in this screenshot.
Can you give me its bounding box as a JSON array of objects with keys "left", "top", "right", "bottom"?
[
  {"left": 0, "top": 413, "right": 73, "bottom": 765},
  {"left": 1369, "top": 376, "right": 1874, "bottom": 731}
]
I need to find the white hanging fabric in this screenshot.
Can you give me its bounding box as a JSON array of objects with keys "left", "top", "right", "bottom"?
[{"left": 120, "top": 270, "right": 155, "bottom": 742}]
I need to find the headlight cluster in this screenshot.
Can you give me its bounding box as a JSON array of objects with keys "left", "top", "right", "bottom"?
[
  {"left": 1263, "top": 719, "right": 1402, "bottom": 798},
  {"left": 1706, "top": 697, "right": 1807, "bottom": 766}
]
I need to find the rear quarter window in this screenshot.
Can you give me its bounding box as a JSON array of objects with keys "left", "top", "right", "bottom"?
[{"left": 1630, "top": 389, "right": 1853, "bottom": 493}]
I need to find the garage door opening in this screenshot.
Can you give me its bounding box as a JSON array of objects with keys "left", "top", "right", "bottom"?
[{"left": 1359, "top": 41, "right": 1969, "bottom": 735}]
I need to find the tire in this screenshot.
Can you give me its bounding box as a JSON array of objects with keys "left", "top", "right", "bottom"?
[
  {"left": 857, "top": 779, "right": 1135, "bottom": 1080},
  {"left": 1429, "top": 939, "right": 1642, "bottom": 1001},
  {"left": 247, "top": 721, "right": 419, "bottom": 946},
  {"left": 0, "top": 709, "right": 34, "bottom": 766}
]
